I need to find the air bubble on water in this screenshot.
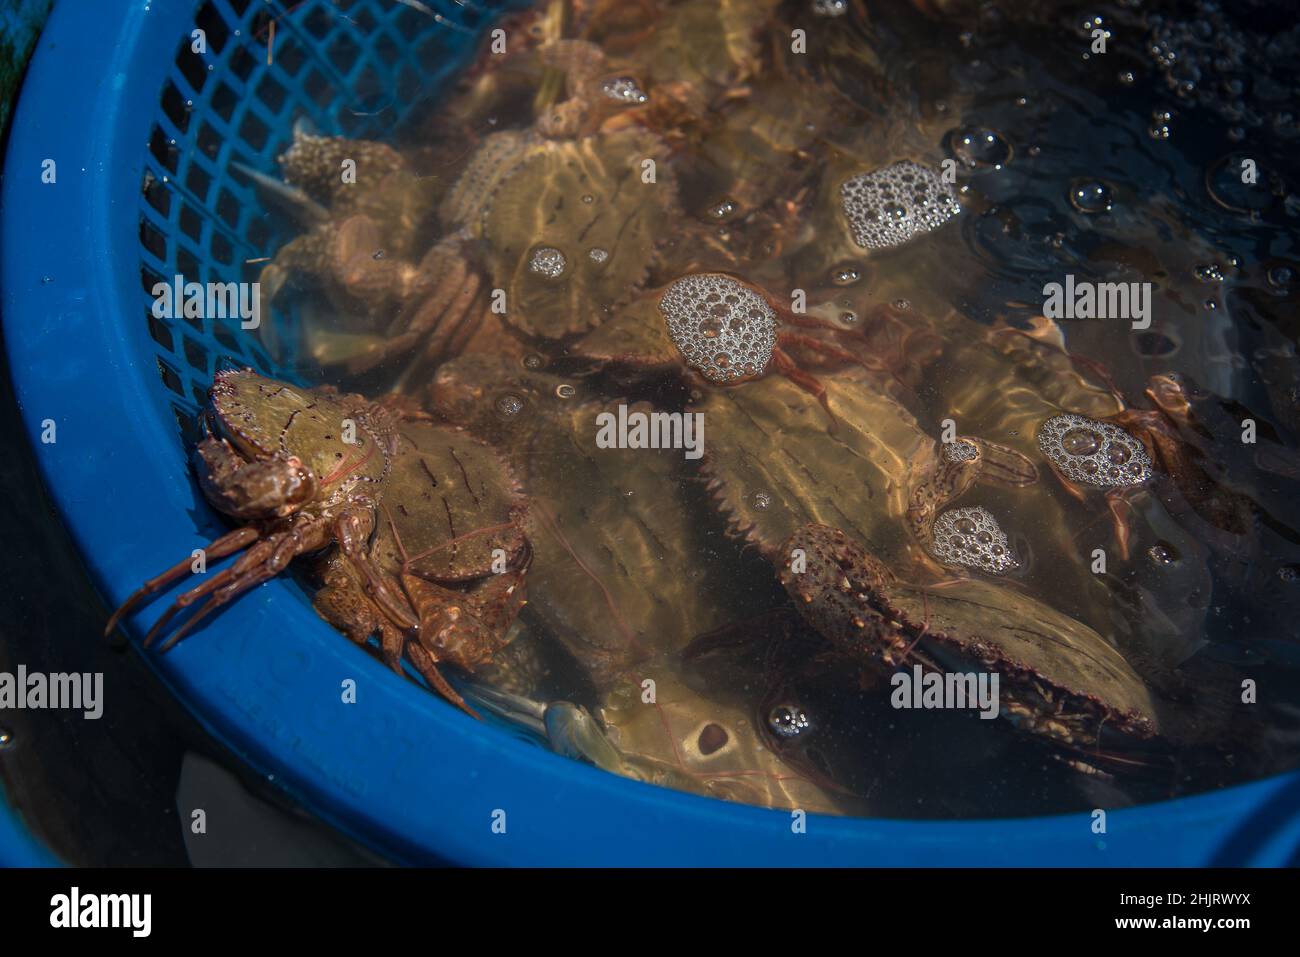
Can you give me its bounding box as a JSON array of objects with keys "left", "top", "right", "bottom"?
[
  {"left": 812, "top": 0, "right": 848, "bottom": 17},
  {"left": 930, "top": 506, "right": 1017, "bottom": 574},
  {"left": 831, "top": 264, "right": 861, "bottom": 285},
  {"left": 522, "top": 353, "right": 545, "bottom": 370},
  {"left": 1195, "top": 263, "right": 1224, "bottom": 282},
  {"left": 528, "top": 246, "right": 567, "bottom": 278},
  {"left": 600, "top": 76, "right": 648, "bottom": 104},
  {"left": 1037, "top": 413, "right": 1152, "bottom": 487},
  {"left": 1278, "top": 564, "right": 1300, "bottom": 584},
  {"left": 1266, "top": 264, "right": 1295, "bottom": 292},
  {"left": 707, "top": 198, "right": 738, "bottom": 221},
  {"left": 838, "top": 311, "right": 857, "bottom": 325},
  {"left": 581, "top": 194, "right": 594, "bottom": 204},
  {"left": 1147, "top": 541, "right": 1179, "bottom": 565},
  {"left": 495, "top": 393, "right": 524, "bottom": 418},
  {"left": 555, "top": 383, "right": 576, "bottom": 399},
  {"left": 1207, "top": 154, "right": 1274, "bottom": 214},
  {"left": 839, "top": 161, "right": 961, "bottom": 250},
  {"left": 1203, "top": 299, "right": 1218, "bottom": 311},
  {"left": 588, "top": 247, "right": 609, "bottom": 264},
  {"left": 943, "top": 438, "right": 979, "bottom": 463},
  {"left": 659, "top": 274, "right": 778, "bottom": 383},
  {"left": 1119, "top": 71, "right": 1135, "bottom": 85},
  {"left": 768, "top": 704, "right": 812, "bottom": 738},
  {"left": 947, "top": 127, "right": 1013, "bottom": 170},
  {"left": 893, "top": 298, "right": 910, "bottom": 310},
  {"left": 752, "top": 490, "right": 773, "bottom": 510},
  {"left": 1069, "top": 179, "right": 1113, "bottom": 213}
]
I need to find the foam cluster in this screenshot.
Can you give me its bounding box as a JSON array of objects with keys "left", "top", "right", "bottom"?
[
  {"left": 930, "top": 506, "right": 1018, "bottom": 574},
  {"left": 528, "top": 246, "right": 567, "bottom": 278},
  {"left": 839, "top": 161, "right": 961, "bottom": 250},
  {"left": 943, "top": 438, "right": 980, "bottom": 463},
  {"left": 658, "top": 274, "right": 778, "bottom": 383},
  {"left": 1036, "top": 413, "right": 1152, "bottom": 487}
]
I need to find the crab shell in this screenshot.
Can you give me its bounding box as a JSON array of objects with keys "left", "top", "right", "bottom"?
[
  {"left": 206, "top": 370, "right": 393, "bottom": 508},
  {"left": 472, "top": 129, "right": 679, "bottom": 339},
  {"left": 779, "top": 524, "right": 1161, "bottom": 752},
  {"left": 429, "top": 353, "right": 769, "bottom": 685},
  {"left": 370, "top": 419, "right": 528, "bottom": 584}
]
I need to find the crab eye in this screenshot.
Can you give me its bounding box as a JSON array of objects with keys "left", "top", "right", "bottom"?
[
  {"left": 767, "top": 704, "right": 812, "bottom": 740},
  {"left": 697, "top": 723, "right": 729, "bottom": 755}
]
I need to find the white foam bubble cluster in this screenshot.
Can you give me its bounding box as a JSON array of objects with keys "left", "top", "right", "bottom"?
[
  {"left": 812, "top": 0, "right": 848, "bottom": 16},
  {"left": 658, "top": 274, "right": 778, "bottom": 383},
  {"left": 943, "top": 438, "right": 979, "bottom": 463},
  {"left": 529, "top": 246, "right": 567, "bottom": 278},
  {"left": 600, "top": 76, "right": 648, "bottom": 104},
  {"left": 839, "top": 161, "right": 961, "bottom": 250},
  {"left": 931, "top": 506, "right": 1018, "bottom": 574},
  {"left": 1037, "top": 413, "right": 1152, "bottom": 487}
]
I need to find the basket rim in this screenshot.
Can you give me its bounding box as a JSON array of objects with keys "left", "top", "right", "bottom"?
[{"left": 2, "top": 0, "right": 1297, "bottom": 866}]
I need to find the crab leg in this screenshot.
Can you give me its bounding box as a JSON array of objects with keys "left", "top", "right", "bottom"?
[
  {"left": 151, "top": 519, "right": 325, "bottom": 651},
  {"left": 403, "top": 640, "right": 479, "bottom": 719},
  {"left": 154, "top": 561, "right": 285, "bottom": 653},
  {"left": 103, "top": 526, "right": 260, "bottom": 637},
  {"left": 140, "top": 537, "right": 279, "bottom": 647},
  {"left": 772, "top": 348, "right": 839, "bottom": 432}
]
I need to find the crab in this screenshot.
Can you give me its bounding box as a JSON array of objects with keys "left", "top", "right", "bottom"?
[
  {"left": 249, "top": 130, "right": 489, "bottom": 375},
  {"left": 773, "top": 523, "right": 1165, "bottom": 771},
  {"left": 104, "top": 369, "right": 530, "bottom": 715},
  {"left": 576, "top": 272, "right": 923, "bottom": 431},
  {"left": 455, "top": 621, "right": 854, "bottom": 815},
  {"left": 439, "top": 126, "right": 679, "bottom": 340},
  {"left": 695, "top": 363, "right": 1034, "bottom": 573},
  {"left": 428, "top": 353, "right": 769, "bottom": 686}
]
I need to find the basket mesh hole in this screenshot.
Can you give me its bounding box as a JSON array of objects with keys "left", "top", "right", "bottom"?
[
  {"left": 179, "top": 205, "right": 204, "bottom": 244},
  {"left": 174, "top": 45, "right": 208, "bottom": 93},
  {"left": 139, "top": 219, "right": 167, "bottom": 261},
  {"left": 144, "top": 172, "right": 172, "bottom": 217},
  {"left": 148, "top": 312, "right": 175, "bottom": 353},
  {"left": 256, "top": 73, "right": 289, "bottom": 113},
  {"left": 157, "top": 358, "right": 185, "bottom": 397},
  {"left": 185, "top": 164, "right": 212, "bottom": 203},
  {"left": 195, "top": 2, "right": 231, "bottom": 54},
  {"left": 149, "top": 128, "right": 179, "bottom": 174},
  {"left": 183, "top": 336, "right": 211, "bottom": 376},
  {"left": 161, "top": 82, "right": 191, "bottom": 134}
]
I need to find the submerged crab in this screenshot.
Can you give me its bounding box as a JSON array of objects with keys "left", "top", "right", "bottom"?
[
  {"left": 441, "top": 126, "right": 678, "bottom": 339},
  {"left": 249, "top": 130, "right": 485, "bottom": 373},
  {"left": 698, "top": 364, "right": 1034, "bottom": 573},
  {"left": 775, "top": 523, "right": 1163, "bottom": 770},
  {"left": 429, "top": 353, "right": 760, "bottom": 685},
  {"left": 579, "top": 272, "right": 908, "bottom": 429},
  {"left": 105, "top": 369, "right": 529, "bottom": 715},
  {"left": 457, "top": 624, "right": 852, "bottom": 815}
]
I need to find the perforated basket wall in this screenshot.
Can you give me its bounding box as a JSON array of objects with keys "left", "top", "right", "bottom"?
[{"left": 135, "top": 0, "right": 509, "bottom": 418}]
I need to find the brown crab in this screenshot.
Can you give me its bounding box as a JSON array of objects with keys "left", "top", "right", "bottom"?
[
  {"left": 577, "top": 272, "right": 914, "bottom": 430},
  {"left": 439, "top": 125, "right": 679, "bottom": 340},
  {"left": 775, "top": 523, "right": 1164, "bottom": 770},
  {"left": 250, "top": 129, "right": 493, "bottom": 377},
  {"left": 104, "top": 369, "right": 529, "bottom": 715}
]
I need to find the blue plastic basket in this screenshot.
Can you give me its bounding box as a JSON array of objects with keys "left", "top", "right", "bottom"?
[{"left": 3, "top": 0, "right": 1299, "bottom": 866}]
